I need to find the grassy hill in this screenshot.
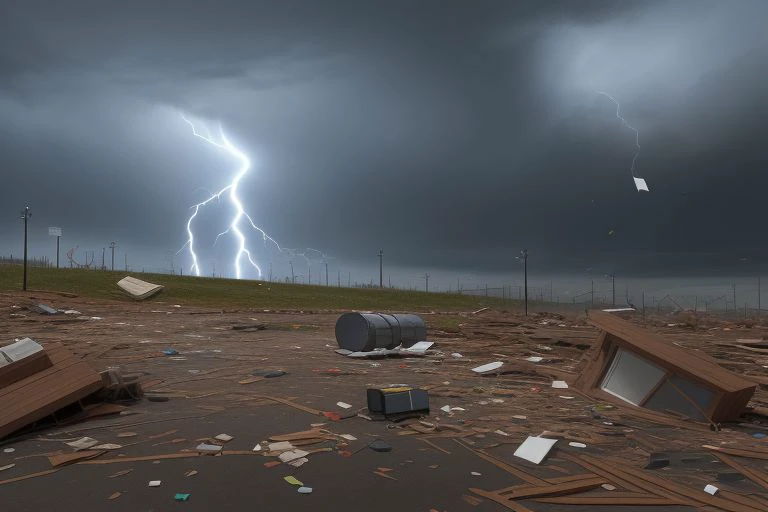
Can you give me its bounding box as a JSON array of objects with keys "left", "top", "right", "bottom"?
[{"left": 0, "top": 265, "right": 517, "bottom": 312}]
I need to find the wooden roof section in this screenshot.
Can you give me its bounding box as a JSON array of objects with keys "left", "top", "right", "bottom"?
[{"left": 586, "top": 310, "right": 756, "bottom": 394}]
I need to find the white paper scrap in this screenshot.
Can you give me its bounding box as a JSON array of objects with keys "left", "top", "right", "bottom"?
[
  {"left": 440, "top": 405, "right": 451, "bottom": 413},
  {"left": 67, "top": 437, "right": 99, "bottom": 451},
  {"left": 196, "top": 443, "right": 223, "bottom": 453},
  {"left": 494, "top": 430, "right": 510, "bottom": 437},
  {"left": 336, "top": 401, "right": 352, "bottom": 409},
  {"left": 253, "top": 444, "right": 262, "bottom": 452},
  {"left": 471, "top": 361, "right": 503, "bottom": 373},
  {"left": 268, "top": 441, "right": 294, "bottom": 451},
  {"left": 568, "top": 442, "right": 587, "bottom": 448},
  {"left": 340, "top": 434, "right": 357, "bottom": 441},
  {"left": 279, "top": 449, "right": 310, "bottom": 463},
  {"left": 288, "top": 457, "right": 309, "bottom": 468},
  {"left": 552, "top": 380, "right": 569, "bottom": 389},
  {"left": 405, "top": 341, "right": 434, "bottom": 353},
  {"left": 634, "top": 177, "right": 649, "bottom": 192},
  {"left": 0, "top": 463, "right": 15, "bottom": 471},
  {"left": 214, "top": 433, "right": 233, "bottom": 442},
  {"left": 93, "top": 444, "right": 122, "bottom": 450},
  {"left": 704, "top": 484, "right": 719, "bottom": 495},
  {"left": 525, "top": 356, "right": 543, "bottom": 363},
  {"left": 559, "top": 396, "right": 575, "bottom": 400},
  {"left": 451, "top": 353, "right": 463, "bottom": 358},
  {"left": 514, "top": 436, "right": 558, "bottom": 465},
  {"left": 148, "top": 480, "right": 162, "bottom": 487},
  {"left": 470, "top": 471, "right": 482, "bottom": 476}
]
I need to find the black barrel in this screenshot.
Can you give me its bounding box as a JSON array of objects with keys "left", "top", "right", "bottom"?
[{"left": 335, "top": 313, "right": 427, "bottom": 352}]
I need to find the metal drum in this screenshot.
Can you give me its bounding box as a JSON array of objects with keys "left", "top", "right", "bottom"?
[{"left": 335, "top": 313, "right": 427, "bottom": 352}]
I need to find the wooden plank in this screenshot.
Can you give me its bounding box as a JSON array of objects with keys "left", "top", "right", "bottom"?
[
  {"left": 712, "top": 452, "right": 768, "bottom": 492},
  {"left": 534, "top": 494, "right": 679, "bottom": 506},
  {"left": 48, "top": 450, "right": 106, "bottom": 467},
  {"left": 0, "top": 469, "right": 60, "bottom": 486},
  {"left": 251, "top": 395, "right": 322, "bottom": 416},
  {"left": 544, "top": 473, "right": 601, "bottom": 485},
  {"left": 268, "top": 428, "right": 327, "bottom": 441},
  {"left": 497, "top": 477, "right": 606, "bottom": 499},
  {"left": 580, "top": 454, "right": 763, "bottom": 512},
  {"left": 468, "top": 488, "right": 535, "bottom": 512},
  {"left": 703, "top": 444, "right": 768, "bottom": 461},
  {"left": 559, "top": 451, "right": 645, "bottom": 492}
]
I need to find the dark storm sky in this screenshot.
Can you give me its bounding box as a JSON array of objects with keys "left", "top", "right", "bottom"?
[{"left": 1, "top": 0, "right": 767, "bottom": 279}]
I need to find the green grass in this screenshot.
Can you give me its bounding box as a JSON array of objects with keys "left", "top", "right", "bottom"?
[{"left": 0, "top": 265, "right": 517, "bottom": 312}]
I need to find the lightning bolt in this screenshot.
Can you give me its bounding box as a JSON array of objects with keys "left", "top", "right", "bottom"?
[
  {"left": 596, "top": 91, "right": 649, "bottom": 192},
  {"left": 179, "top": 114, "right": 268, "bottom": 279},
  {"left": 178, "top": 114, "right": 331, "bottom": 280}
]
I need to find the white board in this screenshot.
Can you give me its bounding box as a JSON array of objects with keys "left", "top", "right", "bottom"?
[
  {"left": 514, "top": 436, "right": 558, "bottom": 464},
  {"left": 117, "top": 276, "right": 164, "bottom": 300},
  {"left": 0, "top": 338, "right": 44, "bottom": 362},
  {"left": 471, "top": 361, "right": 504, "bottom": 373}
]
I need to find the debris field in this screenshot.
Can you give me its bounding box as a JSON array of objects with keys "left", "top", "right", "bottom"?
[{"left": 2, "top": 290, "right": 768, "bottom": 511}]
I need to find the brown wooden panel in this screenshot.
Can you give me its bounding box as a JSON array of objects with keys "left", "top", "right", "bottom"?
[{"left": 0, "top": 343, "right": 103, "bottom": 440}]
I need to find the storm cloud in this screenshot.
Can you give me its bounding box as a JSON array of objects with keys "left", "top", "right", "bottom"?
[{"left": 0, "top": 0, "right": 766, "bottom": 282}]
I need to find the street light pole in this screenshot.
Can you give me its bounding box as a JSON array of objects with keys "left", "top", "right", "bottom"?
[
  {"left": 109, "top": 241, "right": 117, "bottom": 271},
  {"left": 378, "top": 249, "right": 383, "bottom": 288},
  {"left": 21, "top": 206, "right": 31, "bottom": 291},
  {"left": 521, "top": 249, "right": 528, "bottom": 316}
]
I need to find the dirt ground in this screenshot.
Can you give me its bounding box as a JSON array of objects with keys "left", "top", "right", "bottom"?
[{"left": 1, "top": 291, "right": 768, "bottom": 511}]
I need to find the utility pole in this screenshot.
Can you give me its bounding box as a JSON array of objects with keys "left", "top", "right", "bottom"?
[
  {"left": 308, "top": 265, "right": 311, "bottom": 284},
  {"left": 732, "top": 283, "right": 736, "bottom": 310},
  {"left": 102, "top": 248, "right": 106, "bottom": 270},
  {"left": 591, "top": 279, "right": 594, "bottom": 307},
  {"left": 48, "top": 227, "right": 62, "bottom": 269},
  {"left": 325, "top": 262, "right": 329, "bottom": 286},
  {"left": 388, "top": 275, "right": 391, "bottom": 288},
  {"left": 124, "top": 253, "right": 128, "bottom": 271},
  {"left": 521, "top": 249, "right": 528, "bottom": 316},
  {"left": 109, "top": 241, "right": 116, "bottom": 271},
  {"left": 289, "top": 261, "right": 295, "bottom": 284},
  {"left": 20, "top": 206, "right": 31, "bottom": 291},
  {"left": 337, "top": 270, "right": 341, "bottom": 287},
  {"left": 348, "top": 271, "right": 351, "bottom": 287},
  {"left": 378, "top": 249, "right": 383, "bottom": 288},
  {"left": 269, "top": 262, "right": 273, "bottom": 282},
  {"left": 424, "top": 273, "right": 430, "bottom": 292}
]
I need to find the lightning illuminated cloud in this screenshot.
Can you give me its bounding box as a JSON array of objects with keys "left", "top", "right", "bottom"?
[
  {"left": 178, "top": 114, "right": 331, "bottom": 280},
  {"left": 596, "top": 91, "right": 649, "bottom": 192}
]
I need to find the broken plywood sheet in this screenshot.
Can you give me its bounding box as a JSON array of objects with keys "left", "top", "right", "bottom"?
[
  {"left": 0, "top": 343, "right": 104, "bottom": 439},
  {"left": 117, "top": 276, "right": 164, "bottom": 300}
]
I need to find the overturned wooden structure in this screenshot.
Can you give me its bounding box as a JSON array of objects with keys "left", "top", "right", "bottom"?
[{"left": 575, "top": 310, "right": 757, "bottom": 423}]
